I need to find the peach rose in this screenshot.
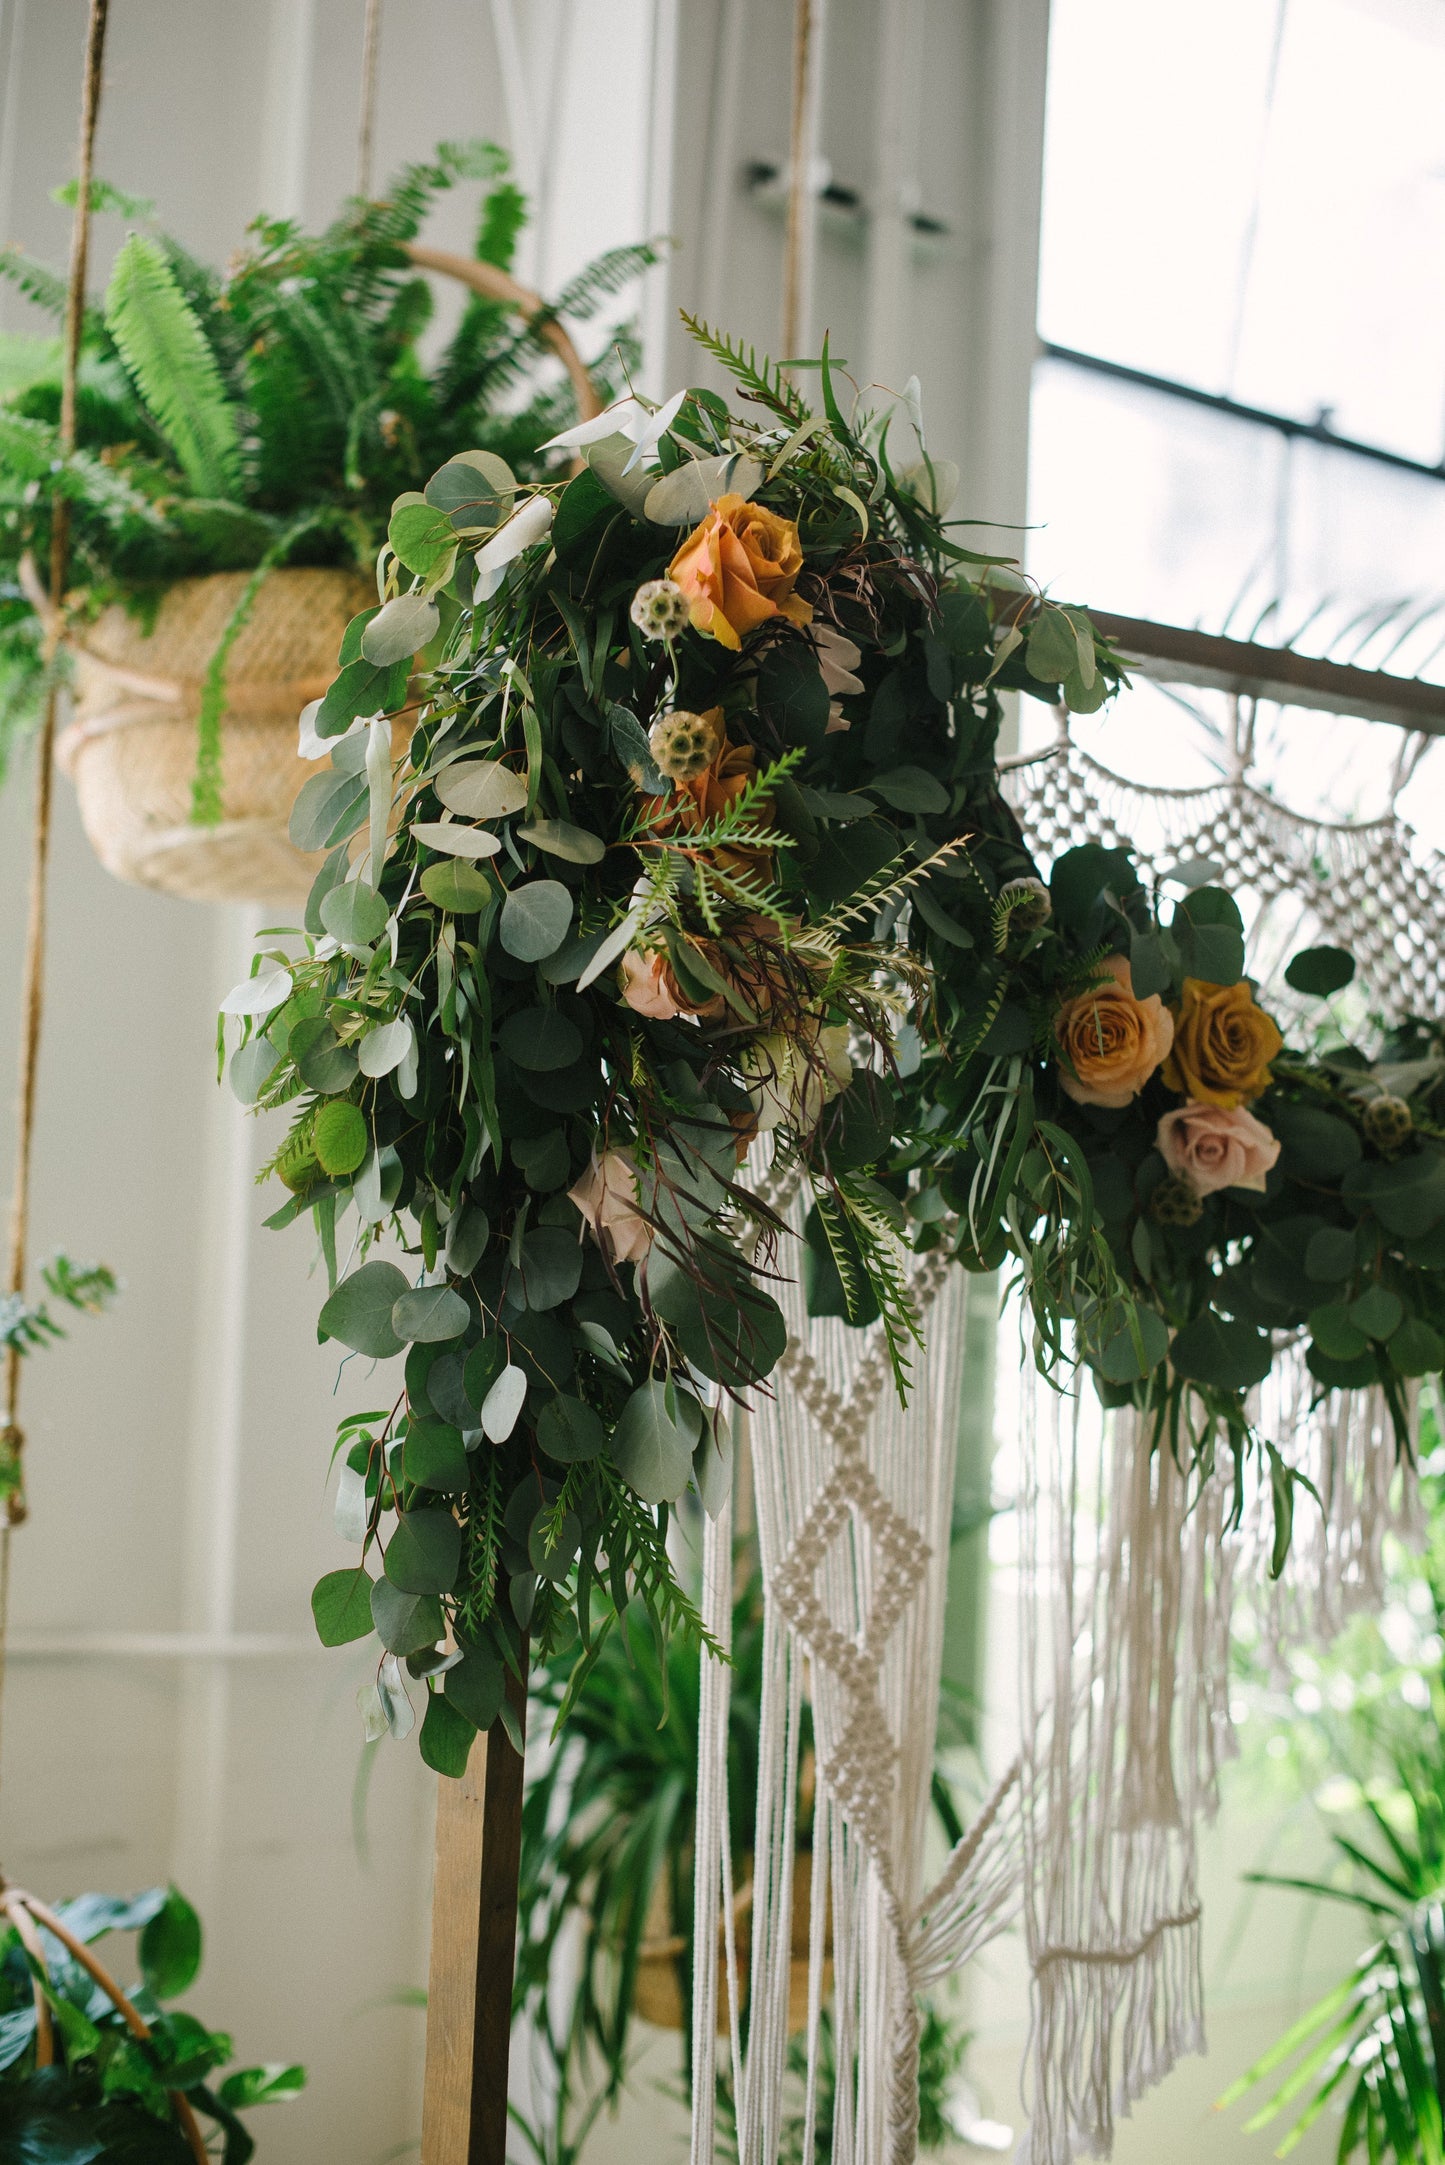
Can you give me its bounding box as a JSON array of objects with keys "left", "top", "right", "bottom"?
[
  {"left": 619, "top": 943, "right": 725, "bottom": 1022},
  {"left": 568, "top": 1148, "right": 654, "bottom": 1265},
  {"left": 1163, "top": 977, "right": 1283, "bottom": 1108},
  {"left": 1156, "top": 1101, "right": 1281, "bottom": 1195},
  {"left": 668, "top": 494, "right": 812, "bottom": 651},
  {"left": 1054, "top": 954, "right": 1174, "bottom": 1109}
]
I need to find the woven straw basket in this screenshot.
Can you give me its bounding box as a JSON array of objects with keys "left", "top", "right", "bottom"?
[
  {"left": 631, "top": 1861, "right": 830, "bottom": 2034},
  {"left": 57, "top": 568, "right": 373, "bottom": 907},
  {"left": 53, "top": 244, "right": 601, "bottom": 908}
]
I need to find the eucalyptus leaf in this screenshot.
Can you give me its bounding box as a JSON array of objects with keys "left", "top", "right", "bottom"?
[
  {"left": 434, "top": 760, "right": 530, "bottom": 820},
  {"left": 393, "top": 1284, "right": 470, "bottom": 1343},
  {"left": 411, "top": 820, "right": 502, "bottom": 859},
  {"left": 319, "top": 1260, "right": 409, "bottom": 1357},
  {"left": 500, "top": 880, "right": 574, "bottom": 961},
  {"left": 517, "top": 819, "right": 607, "bottom": 864},
  {"left": 610, "top": 1380, "right": 700, "bottom": 1504},
  {"left": 360, "top": 589, "right": 440, "bottom": 665},
  {"left": 384, "top": 1509, "right": 462, "bottom": 1597}
]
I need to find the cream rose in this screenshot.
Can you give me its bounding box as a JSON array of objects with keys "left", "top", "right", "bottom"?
[
  {"left": 1054, "top": 954, "right": 1174, "bottom": 1109},
  {"left": 568, "top": 1148, "right": 654, "bottom": 1264},
  {"left": 1155, "top": 1101, "right": 1281, "bottom": 1195}
]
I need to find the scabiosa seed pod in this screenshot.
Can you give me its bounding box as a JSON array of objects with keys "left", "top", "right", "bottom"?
[
  {"left": 648, "top": 707, "right": 724, "bottom": 783},
  {"left": 630, "top": 577, "right": 690, "bottom": 641},
  {"left": 1151, "top": 1176, "right": 1204, "bottom": 1227},
  {"left": 1362, "top": 1094, "right": 1414, "bottom": 1152}
]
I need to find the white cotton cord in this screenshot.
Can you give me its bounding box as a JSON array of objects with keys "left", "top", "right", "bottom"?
[
  {"left": 690, "top": 1484, "right": 734, "bottom": 2165},
  {"left": 799, "top": 1789, "right": 831, "bottom": 2163}
]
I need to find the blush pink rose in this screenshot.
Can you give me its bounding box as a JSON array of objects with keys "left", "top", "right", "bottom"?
[
  {"left": 1155, "top": 1100, "right": 1281, "bottom": 1195},
  {"left": 568, "top": 1149, "right": 654, "bottom": 1263}
]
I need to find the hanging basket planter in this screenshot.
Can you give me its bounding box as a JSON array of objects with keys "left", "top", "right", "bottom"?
[
  {"left": 56, "top": 566, "right": 373, "bottom": 906},
  {"left": 632, "top": 1862, "right": 831, "bottom": 2035},
  {"left": 17, "top": 206, "right": 604, "bottom": 908}
]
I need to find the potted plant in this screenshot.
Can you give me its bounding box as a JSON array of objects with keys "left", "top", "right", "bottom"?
[
  {"left": 0, "top": 144, "right": 644, "bottom": 903},
  {"left": 0, "top": 1879, "right": 303, "bottom": 2161}
]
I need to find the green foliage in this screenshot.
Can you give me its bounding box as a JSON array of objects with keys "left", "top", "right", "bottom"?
[
  {"left": 0, "top": 142, "right": 656, "bottom": 777},
  {"left": 103, "top": 235, "right": 242, "bottom": 501},
  {"left": 0, "top": 1255, "right": 116, "bottom": 1358},
  {"left": 1220, "top": 1413, "right": 1445, "bottom": 2157},
  {"left": 0, "top": 1882, "right": 304, "bottom": 2160}
]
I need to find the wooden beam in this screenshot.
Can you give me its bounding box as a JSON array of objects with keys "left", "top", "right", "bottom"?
[
  {"left": 421, "top": 1661, "right": 529, "bottom": 2165},
  {"left": 1089, "top": 610, "right": 1445, "bottom": 736}
]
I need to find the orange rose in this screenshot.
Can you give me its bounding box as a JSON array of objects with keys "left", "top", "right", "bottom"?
[
  {"left": 1054, "top": 954, "right": 1174, "bottom": 1109},
  {"left": 668, "top": 493, "right": 812, "bottom": 651},
  {"left": 1163, "top": 977, "right": 1283, "bottom": 1108}
]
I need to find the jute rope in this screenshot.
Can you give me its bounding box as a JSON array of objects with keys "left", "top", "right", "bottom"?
[
  {"left": 780, "top": 0, "right": 823, "bottom": 360},
  {"left": 356, "top": 0, "right": 383, "bottom": 197},
  {"left": 0, "top": 1, "right": 109, "bottom": 1642}
]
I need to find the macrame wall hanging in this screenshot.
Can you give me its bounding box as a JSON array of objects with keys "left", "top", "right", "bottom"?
[
  {"left": 995, "top": 704, "right": 1430, "bottom": 2160},
  {"left": 688, "top": 676, "right": 1440, "bottom": 2165}
]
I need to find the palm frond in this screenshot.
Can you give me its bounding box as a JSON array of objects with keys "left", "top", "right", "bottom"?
[{"left": 103, "top": 235, "right": 242, "bottom": 501}]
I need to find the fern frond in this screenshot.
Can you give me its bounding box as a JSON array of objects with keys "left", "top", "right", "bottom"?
[
  {"left": 104, "top": 235, "right": 242, "bottom": 501},
  {"left": 0, "top": 246, "right": 109, "bottom": 350},
  {"left": 679, "top": 312, "right": 809, "bottom": 424},
  {"left": 475, "top": 180, "right": 527, "bottom": 271},
  {"left": 817, "top": 837, "right": 970, "bottom": 938},
  {"left": 543, "top": 243, "right": 662, "bottom": 326}
]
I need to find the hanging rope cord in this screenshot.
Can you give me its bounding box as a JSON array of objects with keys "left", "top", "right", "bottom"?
[
  {"left": 0, "top": 2, "right": 109, "bottom": 1733},
  {"left": 0, "top": 14, "right": 202, "bottom": 2158}
]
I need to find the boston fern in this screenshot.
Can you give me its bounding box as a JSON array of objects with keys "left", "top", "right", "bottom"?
[{"left": 0, "top": 140, "right": 652, "bottom": 779}]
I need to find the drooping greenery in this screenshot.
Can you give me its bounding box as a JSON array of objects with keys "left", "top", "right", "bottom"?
[
  {"left": 0, "top": 1883, "right": 304, "bottom": 2162},
  {"left": 1221, "top": 1403, "right": 1445, "bottom": 2157},
  {"left": 220, "top": 321, "right": 1445, "bottom": 1777},
  {"left": 0, "top": 143, "right": 653, "bottom": 781}
]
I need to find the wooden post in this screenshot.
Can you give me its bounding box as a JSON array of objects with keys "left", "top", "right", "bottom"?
[{"left": 421, "top": 1660, "right": 529, "bottom": 2165}]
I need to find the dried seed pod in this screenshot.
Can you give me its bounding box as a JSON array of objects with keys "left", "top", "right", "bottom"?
[
  {"left": 648, "top": 706, "right": 724, "bottom": 783},
  {"left": 1362, "top": 1094, "right": 1413, "bottom": 1152},
  {"left": 1151, "top": 1176, "right": 1204, "bottom": 1227},
  {"left": 630, "top": 577, "right": 690, "bottom": 641}
]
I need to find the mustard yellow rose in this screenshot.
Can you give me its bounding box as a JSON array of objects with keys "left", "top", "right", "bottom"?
[
  {"left": 1163, "top": 977, "right": 1283, "bottom": 1108},
  {"left": 667, "top": 494, "right": 812, "bottom": 651},
  {"left": 1054, "top": 954, "right": 1174, "bottom": 1109}
]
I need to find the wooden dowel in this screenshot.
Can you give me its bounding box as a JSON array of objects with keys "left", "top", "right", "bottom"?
[
  {"left": 1090, "top": 610, "right": 1445, "bottom": 736},
  {"left": 420, "top": 1660, "right": 529, "bottom": 2165}
]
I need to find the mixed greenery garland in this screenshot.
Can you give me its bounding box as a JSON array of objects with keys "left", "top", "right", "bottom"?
[
  {"left": 0, "top": 143, "right": 651, "bottom": 793},
  {"left": 221, "top": 324, "right": 1442, "bottom": 1771}
]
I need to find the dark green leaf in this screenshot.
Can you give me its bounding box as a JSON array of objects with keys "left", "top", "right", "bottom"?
[
  {"left": 138, "top": 1889, "right": 201, "bottom": 2000},
  {"left": 537, "top": 1394, "right": 605, "bottom": 1465},
  {"left": 1169, "top": 1310, "right": 1273, "bottom": 1389},
  {"left": 311, "top": 1567, "right": 375, "bottom": 1646},
  {"left": 384, "top": 1509, "right": 462, "bottom": 1597},
  {"left": 498, "top": 1008, "right": 583, "bottom": 1072},
  {"left": 371, "top": 1578, "right": 445, "bottom": 1655},
  {"left": 420, "top": 1693, "right": 475, "bottom": 1777},
  {"left": 1285, "top": 945, "right": 1356, "bottom": 997}
]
